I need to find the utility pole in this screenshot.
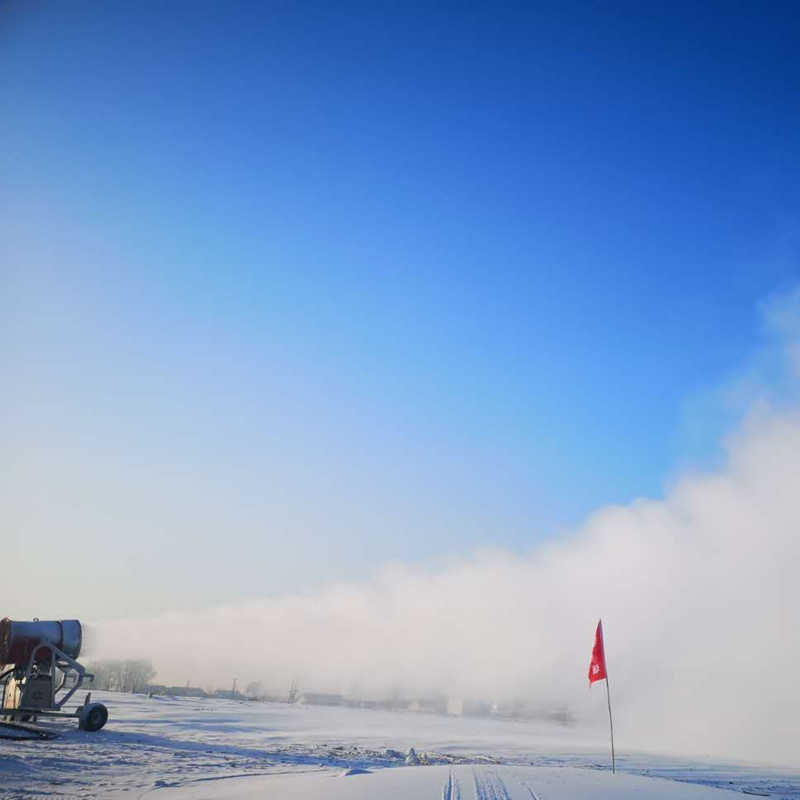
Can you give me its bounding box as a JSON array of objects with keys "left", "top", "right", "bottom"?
[{"left": 232, "top": 678, "right": 237, "bottom": 697}]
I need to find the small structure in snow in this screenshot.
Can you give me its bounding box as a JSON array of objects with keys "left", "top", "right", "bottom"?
[{"left": 297, "top": 692, "right": 345, "bottom": 706}]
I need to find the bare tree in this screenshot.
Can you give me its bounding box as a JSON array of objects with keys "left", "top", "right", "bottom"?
[
  {"left": 120, "top": 659, "right": 156, "bottom": 692},
  {"left": 86, "top": 659, "right": 156, "bottom": 693},
  {"left": 245, "top": 681, "right": 265, "bottom": 701}
]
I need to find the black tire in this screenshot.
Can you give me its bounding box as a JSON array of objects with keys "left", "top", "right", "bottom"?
[{"left": 78, "top": 702, "right": 108, "bottom": 732}]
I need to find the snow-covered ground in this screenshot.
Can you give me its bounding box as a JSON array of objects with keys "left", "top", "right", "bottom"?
[{"left": 1, "top": 692, "right": 799, "bottom": 799}]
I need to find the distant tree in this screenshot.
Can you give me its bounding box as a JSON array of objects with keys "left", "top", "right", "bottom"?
[
  {"left": 120, "top": 659, "right": 156, "bottom": 692},
  {"left": 86, "top": 659, "right": 156, "bottom": 693},
  {"left": 245, "top": 681, "right": 264, "bottom": 701},
  {"left": 86, "top": 660, "right": 120, "bottom": 691}
]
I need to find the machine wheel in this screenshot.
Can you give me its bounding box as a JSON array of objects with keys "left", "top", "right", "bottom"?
[{"left": 78, "top": 702, "right": 108, "bottom": 732}]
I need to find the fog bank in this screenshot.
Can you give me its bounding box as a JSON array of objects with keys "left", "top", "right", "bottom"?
[{"left": 95, "top": 289, "right": 800, "bottom": 767}]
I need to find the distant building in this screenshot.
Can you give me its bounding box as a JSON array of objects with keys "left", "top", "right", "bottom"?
[
  {"left": 213, "top": 689, "right": 245, "bottom": 701},
  {"left": 375, "top": 697, "right": 407, "bottom": 711},
  {"left": 297, "top": 692, "right": 344, "bottom": 706},
  {"left": 144, "top": 684, "right": 208, "bottom": 698},
  {"left": 407, "top": 697, "right": 447, "bottom": 714},
  {"left": 447, "top": 697, "right": 463, "bottom": 716},
  {"left": 544, "top": 707, "right": 575, "bottom": 725},
  {"left": 487, "top": 699, "right": 575, "bottom": 724},
  {"left": 171, "top": 686, "right": 207, "bottom": 698},
  {"left": 447, "top": 697, "right": 491, "bottom": 717}
]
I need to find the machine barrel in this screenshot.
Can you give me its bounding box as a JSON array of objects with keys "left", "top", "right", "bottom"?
[{"left": 0, "top": 618, "right": 82, "bottom": 664}]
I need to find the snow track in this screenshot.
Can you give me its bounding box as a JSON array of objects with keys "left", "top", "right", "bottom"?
[
  {"left": 143, "top": 764, "right": 769, "bottom": 800},
  {"left": 443, "top": 768, "right": 462, "bottom": 800},
  {"left": 473, "top": 767, "right": 513, "bottom": 800},
  {"left": 519, "top": 778, "right": 542, "bottom": 800}
]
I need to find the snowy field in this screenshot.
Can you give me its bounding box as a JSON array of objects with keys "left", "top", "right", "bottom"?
[{"left": 1, "top": 692, "right": 799, "bottom": 800}]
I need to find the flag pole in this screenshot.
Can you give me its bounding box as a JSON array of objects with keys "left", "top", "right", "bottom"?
[
  {"left": 590, "top": 619, "right": 616, "bottom": 775},
  {"left": 605, "top": 673, "right": 616, "bottom": 774}
]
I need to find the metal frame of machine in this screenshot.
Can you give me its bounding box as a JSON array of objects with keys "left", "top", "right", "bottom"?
[{"left": 0, "top": 618, "right": 108, "bottom": 734}]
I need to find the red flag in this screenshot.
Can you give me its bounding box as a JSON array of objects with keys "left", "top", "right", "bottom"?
[{"left": 588, "top": 620, "right": 607, "bottom": 685}]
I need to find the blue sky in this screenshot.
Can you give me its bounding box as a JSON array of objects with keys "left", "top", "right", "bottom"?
[{"left": 2, "top": 2, "right": 799, "bottom": 617}]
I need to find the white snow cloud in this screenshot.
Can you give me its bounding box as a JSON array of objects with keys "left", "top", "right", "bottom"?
[{"left": 93, "top": 286, "right": 800, "bottom": 767}]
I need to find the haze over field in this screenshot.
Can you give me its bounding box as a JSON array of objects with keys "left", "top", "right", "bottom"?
[{"left": 95, "top": 288, "right": 800, "bottom": 767}]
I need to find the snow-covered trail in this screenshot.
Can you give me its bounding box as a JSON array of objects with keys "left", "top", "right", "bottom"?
[
  {"left": 1, "top": 692, "right": 799, "bottom": 799},
  {"left": 142, "top": 764, "right": 750, "bottom": 800}
]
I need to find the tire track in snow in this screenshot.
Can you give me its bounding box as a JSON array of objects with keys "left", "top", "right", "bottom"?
[
  {"left": 520, "top": 779, "right": 542, "bottom": 800},
  {"left": 442, "top": 768, "right": 461, "bottom": 800},
  {"left": 472, "top": 767, "right": 511, "bottom": 800}
]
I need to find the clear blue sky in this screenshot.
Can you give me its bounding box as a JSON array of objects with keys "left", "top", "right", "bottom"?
[{"left": 2, "top": 2, "right": 799, "bottom": 617}]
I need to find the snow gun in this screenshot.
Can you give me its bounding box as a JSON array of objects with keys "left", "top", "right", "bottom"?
[{"left": 0, "top": 617, "right": 108, "bottom": 737}]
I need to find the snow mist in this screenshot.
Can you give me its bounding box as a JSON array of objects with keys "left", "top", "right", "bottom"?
[{"left": 95, "top": 289, "right": 800, "bottom": 767}]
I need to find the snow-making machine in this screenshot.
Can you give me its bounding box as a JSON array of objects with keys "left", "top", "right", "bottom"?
[{"left": 0, "top": 617, "right": 108, "bottom": 736}]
